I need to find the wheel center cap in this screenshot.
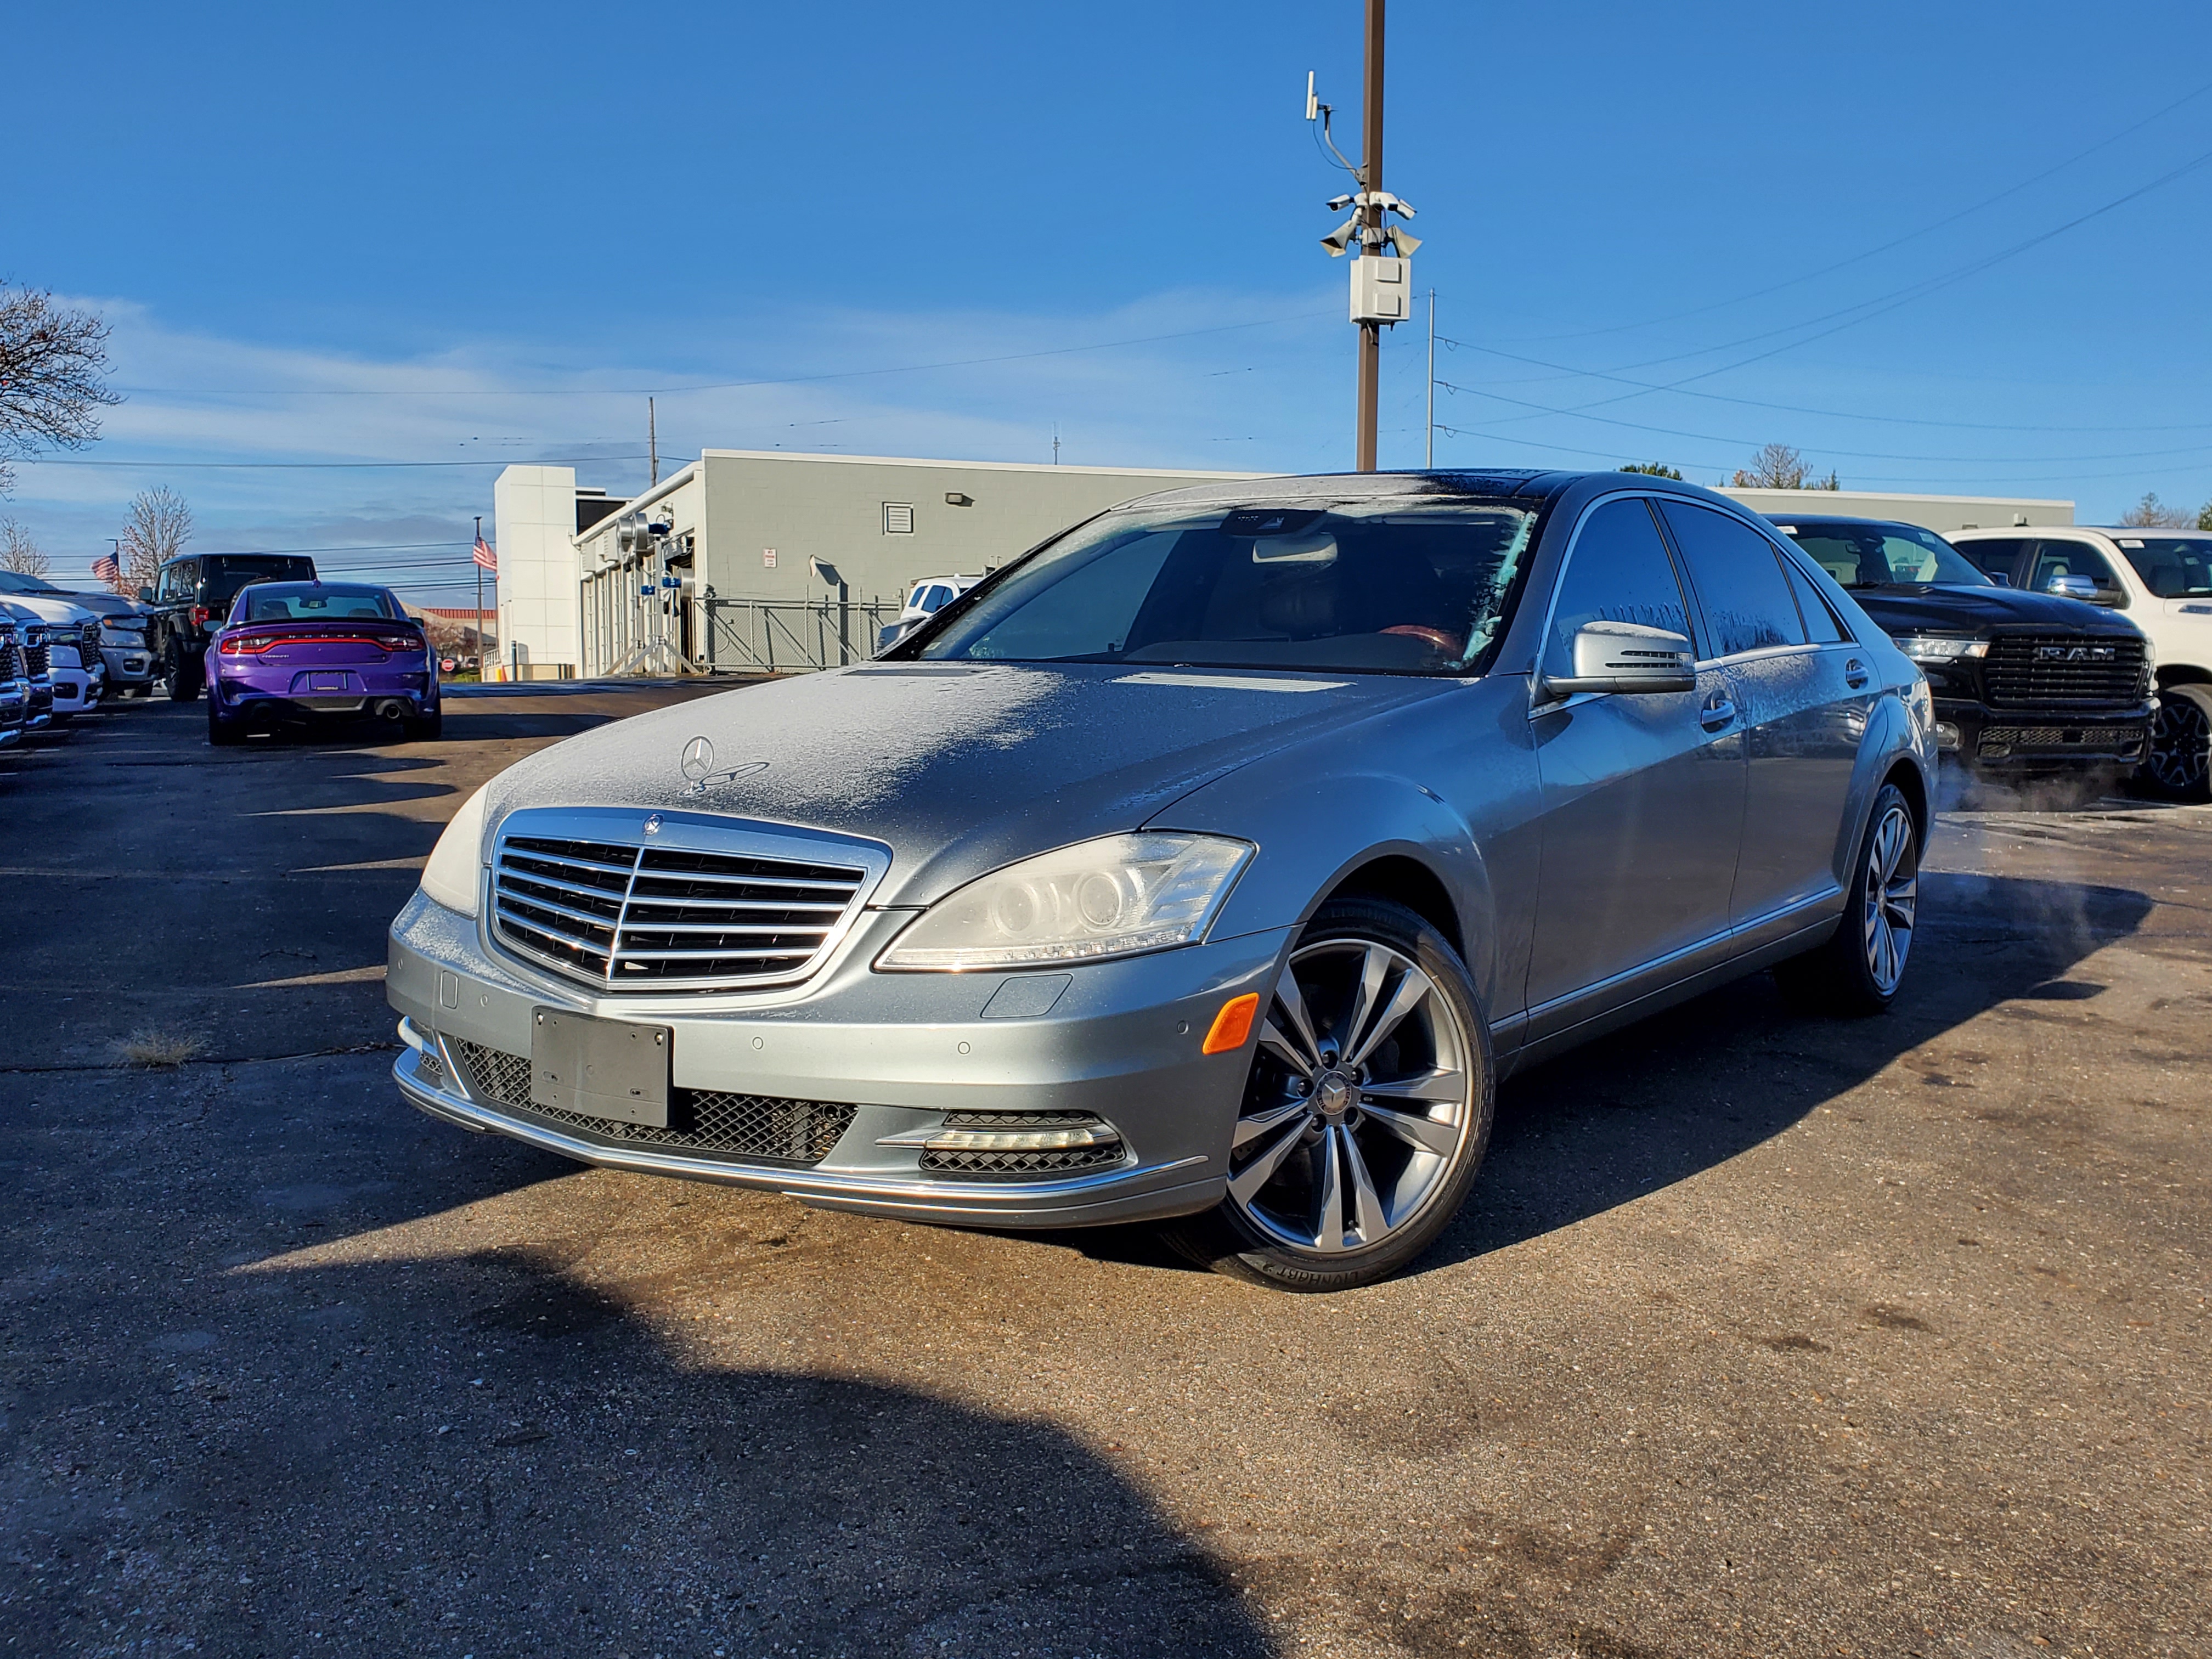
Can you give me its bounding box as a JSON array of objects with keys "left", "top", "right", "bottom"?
[{"left": 1313, "top": 1070, "right": 1356, "bottom": 1119}]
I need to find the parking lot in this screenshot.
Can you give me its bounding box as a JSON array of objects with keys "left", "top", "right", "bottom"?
[{"left": 2, "top": 686, "right": 2207, "bottom": 1658}]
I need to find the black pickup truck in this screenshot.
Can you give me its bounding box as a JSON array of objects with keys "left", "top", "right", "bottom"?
[
  {"left": 141, "top": 551, "right": 318, "bottom": 700},
  {"left": 1771, "top": 516, "right": 2153, "bottom": 795}
]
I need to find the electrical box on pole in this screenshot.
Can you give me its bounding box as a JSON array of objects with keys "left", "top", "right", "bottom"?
[{"left": 1350, "top": 255, "right": 1410, "bottom": 324}]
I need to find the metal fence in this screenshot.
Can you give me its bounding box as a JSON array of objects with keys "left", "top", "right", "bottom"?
[{"left": 702, "top": 595, "right": 903, "bottom": 674}]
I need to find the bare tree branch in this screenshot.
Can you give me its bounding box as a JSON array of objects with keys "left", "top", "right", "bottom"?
[
  {"left": 2119, "top": 491, "right": 2194, "bottom": 528},
  {"left": 0, "top": 284, "right": 120, "bottom": 494},
  {"left": 0, "top": 518, "right": 52, "bottom": 578},
  {"left": 1730, "top": 443, "right": 1839, "bottom": 490},
  {"left": 119, "top": 487, "right": 193, "bottom": 594}
]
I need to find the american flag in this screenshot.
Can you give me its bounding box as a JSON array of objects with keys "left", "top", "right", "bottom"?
[
  {"left": 472, "top": 534, "right": 498, "bottom": 573},
  {"left": 92, "top": 552, "right": 121, "bottom": 585}
]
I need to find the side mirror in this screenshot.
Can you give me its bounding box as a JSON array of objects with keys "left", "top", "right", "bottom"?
[
  {"left": 1987, "top": 572, "right": 2010, "bottom": 586},
  {"left": 137, "top": 586, "right": 155, "bottom": 602},
  {"left": 2045, "top": 573, "right": 2120, "bottom": 607},
  {"left": 1543, "top": 621, "right": 1696, "bottom": 697}
]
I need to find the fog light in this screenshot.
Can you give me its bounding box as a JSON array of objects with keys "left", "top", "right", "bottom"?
[{"left": 1934, "top": 721, "right": 1961, "bottom": 752}]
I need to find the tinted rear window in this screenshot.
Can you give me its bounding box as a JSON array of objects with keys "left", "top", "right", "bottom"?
[{"left": 201, "top": 556, "right": 318, "bottom": 610}]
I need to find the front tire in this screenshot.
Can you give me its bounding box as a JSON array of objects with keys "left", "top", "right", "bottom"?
[
  {"left": 1160, "top": 897, "right": 1494, "bottom": 1292},
  {"left": 2142, "top": 684, "right": 2212, "bottom": 802},
  {"left": 1774, "top": 780, "right": 1921, "bottom": 1017}
]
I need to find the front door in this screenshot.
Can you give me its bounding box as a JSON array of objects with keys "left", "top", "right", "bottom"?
[{"left": 1526, "top": 496, "right": 1747, "bottom": 1026}]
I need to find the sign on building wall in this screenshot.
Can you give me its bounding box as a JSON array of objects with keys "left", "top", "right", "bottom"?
[{"left": 763, "top": 548, "right": 777, "bottom": 568}]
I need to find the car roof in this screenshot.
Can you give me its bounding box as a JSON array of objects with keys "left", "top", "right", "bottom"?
[
  {"left": 2079, "top": 526, "right": 2212, "bottom": 539},
  {"left": 1106, "top": 467, "right": 1745, "bottom": 515}
]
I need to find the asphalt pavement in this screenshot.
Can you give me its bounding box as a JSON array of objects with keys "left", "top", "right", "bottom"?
[{"left": 2, "top": 689, "right": 2207, "bottom": 1658}]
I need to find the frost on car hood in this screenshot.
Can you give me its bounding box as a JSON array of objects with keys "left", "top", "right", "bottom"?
[{"left": 482, "top": 662, "right": 1446, "bottom": 905}]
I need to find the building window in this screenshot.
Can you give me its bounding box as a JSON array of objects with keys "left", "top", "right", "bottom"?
[{"left": 883, "top": 503, "right": 915, "bottom": 534}]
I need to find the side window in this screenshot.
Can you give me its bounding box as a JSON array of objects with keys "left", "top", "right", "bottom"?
[
  {"left": 1657, "top": 501, "right": 1807, "bottom": 657},
  {"left": 2030, "top": 539, "right": 2126, "bottom": 603},
  {"left": 1542, "top": 498, "right": 1693, "bottom": 679},
  {"left": 1781, "top": 559, "right": 1850, "bottom": 644},
  {"left": 1957, "top": 536, "right": 2026, "bottom": 579}
]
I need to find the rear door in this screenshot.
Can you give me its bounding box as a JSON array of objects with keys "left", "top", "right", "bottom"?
[
  {"left": 1955, "top": 535, "right": 2031, "bottom": 586},
  {"left": 1657, "top": 501, "right": 1864, "bottom": 937},
  {"left": 1525, "top": 495, "right": 1747, "bottom": 1025}
]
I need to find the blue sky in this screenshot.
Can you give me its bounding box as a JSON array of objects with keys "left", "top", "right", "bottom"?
[{"left": 7, "top": 0, "right": 2212, "bottom": 601}]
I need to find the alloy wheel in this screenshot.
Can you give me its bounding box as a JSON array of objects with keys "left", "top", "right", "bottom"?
[
  {"left": 2146, "top": 696, "right": 2210, "bottom": 795},
  {"left": 1225, "top": 937, "right": 1476, "bottom": 1257},
  {"left": 1860, "top": 802, "right": 1918, "bottom": 997}
]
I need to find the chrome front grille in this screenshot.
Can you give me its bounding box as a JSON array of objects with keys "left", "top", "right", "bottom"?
[
  {"left": 23, "top": 641, "right": 48, "bottom": 678},
  {"left": 492, "top": 829, "right": 870, "bottom": 992},
  {"left": 0, "top": 635, "right": 18, "bottom": 681},
  {"left": 1984, "top": 634, "right": 2146, "bottom": 709},
  {"left": 444, "top": 1036, "right": 855, "bottom": 1165}
]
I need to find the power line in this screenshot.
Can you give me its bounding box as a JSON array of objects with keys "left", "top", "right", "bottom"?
[
  {"left": 1432, "top": 379, "right": 2212, "bottom": 467},
  {"left": 18, "top": 452, "right": 672, "bottom": 472},
  {"left": 1500, "top": 76, "right": 2212, "bottom": 345}
]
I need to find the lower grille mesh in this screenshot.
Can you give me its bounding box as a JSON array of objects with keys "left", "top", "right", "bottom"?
[
  {"left": 917, "top": 1111, "right": 1127, "bottom": 1180},
  {"left": 444, "top": 1036, "right": 856, "bottom": 1166}
]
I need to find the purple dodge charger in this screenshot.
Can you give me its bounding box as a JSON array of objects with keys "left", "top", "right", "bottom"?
[{"left": 205, "top": 582, "right": 441, "bottom": 745}]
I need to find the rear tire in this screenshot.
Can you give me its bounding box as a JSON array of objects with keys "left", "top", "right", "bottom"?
[
  {"left": 404, "top": 708, "right": 442, "bottom": 742},
  {"left": 2142, "top": 684, "right": 2212, "bottom": 802},
  {"left": 205, "top": 699, "right": 245, "bottom": 747},
  {"left": 1774, "top": 780, "right": 1921, "bottom": 1017},
  {"left": 165, "top": 647, "right": 202, "bottom": 702},
  {"left": 1159, "top": 896, "right": 1494, "bottom": 1293}
]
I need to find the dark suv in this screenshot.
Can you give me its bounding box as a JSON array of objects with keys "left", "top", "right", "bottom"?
[
  {"left": 142, "top": 552, "right": 318, "bottom": 700},
  {"left": 1771, "top": 516, "right": 2153, "bottom": 792}
]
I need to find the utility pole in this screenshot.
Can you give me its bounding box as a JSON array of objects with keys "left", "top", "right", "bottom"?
[
  {"left": 648, "top": 397, "right": 659, "bottom": 487},
  {"left": 1355, "top": 0, "right": 1385, "bottom": 472},
  {"left": 473, "top": 515, "right": 483, "bottom": 663},
  {"left": 1425, "top": 287, "right": 1436, "bottom": 469}
]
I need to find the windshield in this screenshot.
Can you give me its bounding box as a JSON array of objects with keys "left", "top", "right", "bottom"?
[
  {"left": 201, "top": 556, "right": 318, "bottom": 613},
  {"left": 2113, "top": 536, "right": 2212, "bottom": 597},
  {"left": 229, "top": 583, "right": 401, "bottom": 622},
  {"left": 1779, "top": 522, "right": 1990, "bottom": 588},
  {"left": 916, "top": 500, "right": 1539, "bottom": 675},
  {"left": 0, "top": 571, "right": 64, "bottom": 594}
]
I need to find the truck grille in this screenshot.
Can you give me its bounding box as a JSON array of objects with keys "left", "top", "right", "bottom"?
[
  {"left": 81, "top": 622, "right": 101, "bottom": 658},
  {"left": 22, "top": 641, "right": 48, "bottom": 678},
  {"left": 492, "top": 832, "right": 868, "bottom": 992},
  {"left": 1983, "top": 634, "right": 2146, "bottom": 709},
  {"left": 443, "top": 1035, "right": 855, "bottom": 1165},
  {"left": 0, "top": 636, "right": 18, "bottom": 680}
]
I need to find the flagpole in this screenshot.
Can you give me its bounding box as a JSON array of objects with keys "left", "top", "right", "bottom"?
[{"left": 473, "top": 515, "right": 483, "bottom": 675}]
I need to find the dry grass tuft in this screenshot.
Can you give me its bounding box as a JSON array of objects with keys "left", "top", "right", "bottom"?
[{"left": 115, "top": 1029, "right": 208, "bottom": 1068}]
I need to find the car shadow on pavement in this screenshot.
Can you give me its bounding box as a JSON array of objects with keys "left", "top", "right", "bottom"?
[
  {"left": 0, "top": 1230, "right": 1275, "bottom": 1657},
  {"left": 1424, "top": 870, "right": 2155, "bottom": 1269}
]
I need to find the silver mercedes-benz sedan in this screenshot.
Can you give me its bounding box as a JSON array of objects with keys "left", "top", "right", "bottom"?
[{"left": 388, "top": 470, "right": 1934, "bottom": 1290}]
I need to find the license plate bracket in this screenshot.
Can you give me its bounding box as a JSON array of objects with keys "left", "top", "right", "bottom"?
[
  {"left": 530, "top": 1008, "right": 672, "bottom": 1127},
  {"left": 311, "top": 672, "right": 347, "bottom": 692}
]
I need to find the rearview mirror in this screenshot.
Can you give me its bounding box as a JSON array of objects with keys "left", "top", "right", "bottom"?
[
  {"left": 1543, "top": 621, "right": 1696, "bottom": 697},
  {"left": 2045, "top": 573, "right": 2120, "bottom": 607}
]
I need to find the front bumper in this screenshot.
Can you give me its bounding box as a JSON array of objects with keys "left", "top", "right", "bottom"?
[
  {"left": 386, "top": 889, "right": 1287, "bottom": 1227},
  {"left": 101, "top": 643, "right": 153, "bottom": 686},
  {"left": 48, "top": 664, "right": 103, "bottom": 714},
  {"left": 1933, "top": 696, "right": 2154, "bottom": 771}
]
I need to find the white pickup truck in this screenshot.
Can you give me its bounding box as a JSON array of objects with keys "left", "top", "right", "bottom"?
[
  {"left": 1951, "top": 527, "right": 2212, "bottom": 800},
  {"left": 876, "top": 573, "right": 984, "bottom": 653}
]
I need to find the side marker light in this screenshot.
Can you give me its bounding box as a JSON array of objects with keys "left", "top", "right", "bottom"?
[{"left": 1201, "top": 992, "right": 1261, "bottom": 1056}]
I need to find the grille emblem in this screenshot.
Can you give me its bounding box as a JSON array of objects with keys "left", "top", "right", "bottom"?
[
  {"left": 2035, "top": 644, "right": 2113, "bottom": 662},
  {"left": 643, "top": 814, "right": 663, "bottom": 836}
]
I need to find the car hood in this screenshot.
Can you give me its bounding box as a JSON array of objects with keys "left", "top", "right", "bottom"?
[
  {"left": 482, "top": 662, "right": 1454, "bottom": 905},
  {"left": 1844, "top": 584, "right": 2143, "bottom": 636},
  {"left": 2, "top": 595, "right": 99, "bottom": 628}
]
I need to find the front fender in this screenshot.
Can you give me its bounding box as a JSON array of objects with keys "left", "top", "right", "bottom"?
[{"left": 1149, "top": 771, "right": 1504, "bottom": 1020}]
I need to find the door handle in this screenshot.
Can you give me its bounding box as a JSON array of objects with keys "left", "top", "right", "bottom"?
[
  {"left": 1700, "top": 697, "right": 1736, "bottom": 731},
  {"left": 1844, "top": 657, "right": 1869, "bottom": 689}
]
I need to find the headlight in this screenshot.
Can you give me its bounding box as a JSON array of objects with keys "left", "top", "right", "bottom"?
[
  {"left": 419, "top": 784, "right": 490, "bottom": 916},
  {"left": 1889, "top": 634, "right": 1988, "bottom": 663},
  {"left": 877, "top": 832, "right": 1254, "bottom": 972}
]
